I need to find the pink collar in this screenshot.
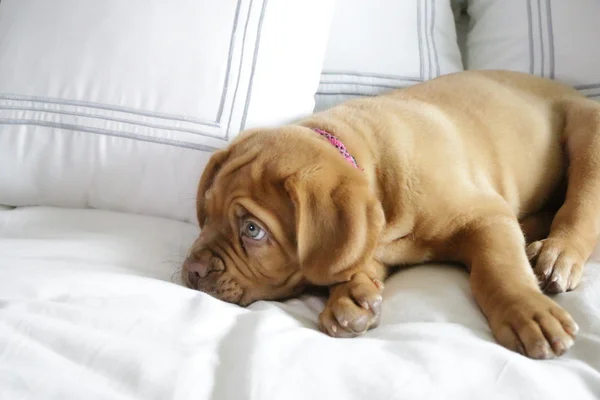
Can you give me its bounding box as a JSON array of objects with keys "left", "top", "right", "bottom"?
[{"left": 313, "top": 128, "right": 362, "bottom": 170}]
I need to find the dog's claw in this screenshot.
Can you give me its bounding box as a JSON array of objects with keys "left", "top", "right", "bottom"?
[
  {"left": 319, "top": 272, "right": 383, "bottom": 338},
  {"left": 527, "top": 238, "right": 584, "bottom": 293},
  {"left": 373, "top": 279, "right": 385, "bottom": 291},
  {"left": 491, "top": 293, "right": 577, "bottom": 359}
]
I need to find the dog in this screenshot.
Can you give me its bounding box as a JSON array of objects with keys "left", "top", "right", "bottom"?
[{"left": 182, "top": 70, "right": 600, "bottom": 359}]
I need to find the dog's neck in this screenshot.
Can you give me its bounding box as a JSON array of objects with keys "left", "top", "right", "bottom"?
[{"left": 312, "top": 128, "right": 362, "bottom": 170}]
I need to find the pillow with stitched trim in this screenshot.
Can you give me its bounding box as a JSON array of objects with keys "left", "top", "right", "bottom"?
[
  {"left": 464, "top": 0, "right": 600, "bottom": 102},
  {"left": 314, "top": 0, "right": 464, "bottom": 112},
  {"left": 0, "top": 0, "right": 334, "bottom": 222}
]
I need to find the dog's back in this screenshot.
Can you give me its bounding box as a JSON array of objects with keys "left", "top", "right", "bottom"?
[{"left": 303, "top": 70, "right": 585, "bottom": 233}]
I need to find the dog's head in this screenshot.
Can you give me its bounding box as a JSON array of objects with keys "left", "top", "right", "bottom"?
[{"left": 182, "top": 126, "right": 384, "bottom": 305}]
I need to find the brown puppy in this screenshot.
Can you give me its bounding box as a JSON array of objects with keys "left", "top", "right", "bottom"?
[{"left": 182, "top": 70, "right": 600, "bottom": 359}]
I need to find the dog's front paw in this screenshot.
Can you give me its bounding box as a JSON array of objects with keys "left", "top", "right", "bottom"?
[
  {"left": 527, "top": 238, "right": 585, "bottom": 293},
  {"left": 490, "top": 291, "right": 578, "bottom": 359},
  {"left": 319, "top": 272, "right": 384, "bottom": 338}
]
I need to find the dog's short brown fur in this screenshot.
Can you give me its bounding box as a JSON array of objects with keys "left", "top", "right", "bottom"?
[{"left": 183, "top": 70, "right": 600, "bottom": 359}]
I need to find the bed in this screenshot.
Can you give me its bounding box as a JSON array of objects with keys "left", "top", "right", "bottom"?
[
  {"left": 2, "top": 0, "right": 600, "bottom": 398},
  {"left": 1, "top": 206, "right": 600, "bottom": 399}
]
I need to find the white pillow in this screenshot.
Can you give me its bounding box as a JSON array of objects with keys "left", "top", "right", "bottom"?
[
  {"left": 465, "top": 0, "right": 600, "bottom": 101},
  {"left": 315, "top": 0, "right": 464, "bottom": 112},
  {"left": 0, "top": 0, "right": 335, "bottom": 222}
]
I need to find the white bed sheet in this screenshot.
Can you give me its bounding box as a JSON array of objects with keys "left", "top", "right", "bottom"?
[{"left": 0, "top": 206, "right": 599, "bottom": 400}]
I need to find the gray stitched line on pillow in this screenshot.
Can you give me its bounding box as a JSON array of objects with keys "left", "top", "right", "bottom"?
[
  {"left": 537, "top": 0, "right": 546, "bottom": 77},
  {"left": 316, "top": 77, "right": 420, "bottom": 96},
  {"left": 320, "top": 71, "right": 421, "bottom": 81},
  {"left": 430, "top": 0, "right": 440, "bottom": 78},
  {"left": 315, "top": 78, "right": 422, "bottom": 95},
  {"left": 315, "top": 92, "right": 373, "bottom": 97},
  {"left": 316, "top": 83, "right": 414, "bottom": 96},
  {"left": 527, "top": 0, "right": 534, "bottom": 75},
  {"left": 575, "top": 83, "right": 600, "bottom": 90},
  {"left": 0, "top": 105, "right": 227, "bottom": 139},
  {"left": 537, "top": 0, "right": 546, "bottom": 76},
  {"left": 527, "top": 0, "right": 552, "bottom": 77},
  {"left": 585, "top": 90, "right": 600, "bottom": 99},
  {"left": 424, "top": 0, "right": 431, "bottom": 80},
  {"left": 317, "top": 82, "right": 414, "bottom": 89},
  {"left": 238, "top": 0, "right": 268, "bottom": 133},
  {"left": 0, "top": 119, "right": 220, "bottom": 151},
  {"left": 418, "top": 0, "right": 425, "bottom": 80},
  {"left": 0, "top": 93, "right": 217, "bottom": 127},
  {"left": 216, "top": 0, "right": 244, "bottom": 122},
  {"left": 546, "top": 0, "right": 555, "bottom": 79}
]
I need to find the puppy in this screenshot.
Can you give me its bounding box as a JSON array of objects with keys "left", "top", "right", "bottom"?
[{"left": 182, "top": 70, "right": 600, "bottom": 359}]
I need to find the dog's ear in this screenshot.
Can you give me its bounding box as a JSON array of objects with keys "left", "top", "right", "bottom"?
[
  {"left": 285, "top": 171, "right": 385, "bottom": 285},
  {"left": 197, "top": 149, "right": 230, "bottom": 227}
]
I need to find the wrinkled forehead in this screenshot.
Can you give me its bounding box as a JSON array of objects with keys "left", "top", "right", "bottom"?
[
  {"left": 203, "top": 167, "right": 250, "bottom": 220},
  {"left": 205, "top": 154, "right": 295, "bottom": 238}
]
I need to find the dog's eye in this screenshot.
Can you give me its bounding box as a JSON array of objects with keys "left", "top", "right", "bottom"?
[{"left": 242, "top": 220, "right": 266, "bottom": 240}]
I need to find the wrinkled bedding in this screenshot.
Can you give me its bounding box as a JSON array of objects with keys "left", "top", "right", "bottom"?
[{"left": 1, "top": 207, "right": 599, "bottom": 399}]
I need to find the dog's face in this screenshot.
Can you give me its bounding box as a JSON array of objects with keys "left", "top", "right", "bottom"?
[{"left": 182, "top": 126, "right": 384, "bottom": 306}]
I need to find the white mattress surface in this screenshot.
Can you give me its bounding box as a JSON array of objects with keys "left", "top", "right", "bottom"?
[{"left": 1, "top": 207, "right": 599, "bottom": 399}]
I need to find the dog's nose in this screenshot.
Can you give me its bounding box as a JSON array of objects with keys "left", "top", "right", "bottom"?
[
  {"left": 186, "top": 257, "right": 224, "bottom": 288},
  {"left": 187, "top": 259, "right": 211, "bottom": 282}
]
